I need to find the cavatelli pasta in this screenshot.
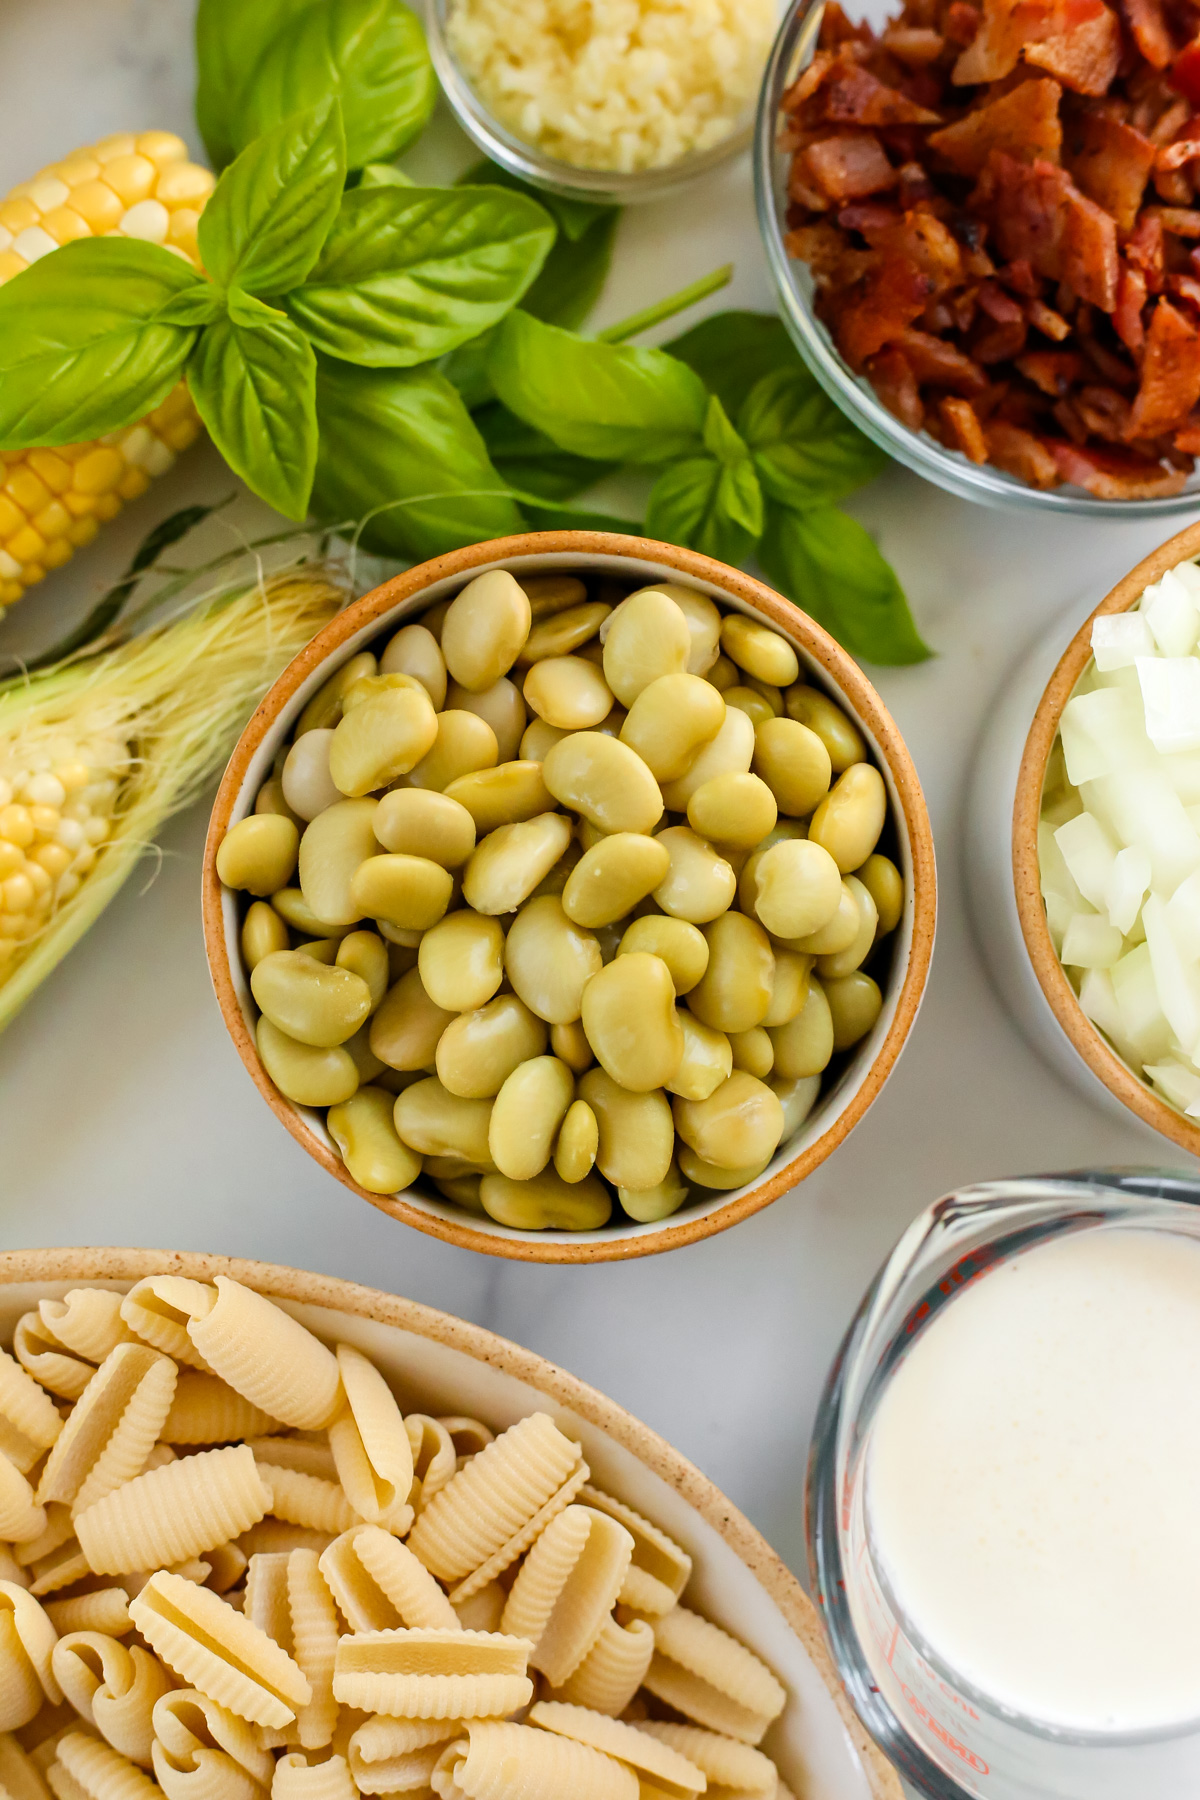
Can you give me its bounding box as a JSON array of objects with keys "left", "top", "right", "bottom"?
[
  {"left": 270, "top": 1752, "right": 355, "bottom": 1799},
  {"left": 16, "top": 1511, "right": 73, "bottom": 1573},
  {"left": 448, "top": 1462, "right": 589, "bottom": 1607},
  {"left": 0, "top": 1547, "right": 29, "bottom": 1590},
  {"left": 129, "top": 1572, "right": 311, "bottom": 1730},
  {"left": 319, "top": 1527, "right": 457, "bottom": 1636},
  {"left": 37, "top": 1294, "right": 132, "bottom": 1369},
  {"left": 431, "top": 1720, "right": 637, "bottom": 1800},
  {"left": 328, "top": 1347, "right": 413, "bottom": 1532},
  {"left": 255, "top": 1469, "right": 355, "bottom": 1539},
  {"left": 0, "top": 1457, "right": 47, "bottom": 1545},
  {"left": 331, "top": 1629, "right": 532, "bottom": 1721},
  {"left": 118, "top": 1281, "right": 215, "bottom": 1374},
  {"left": 404, "top": 1419, "right": 456, "bottom": 1519},
  {"left": 245, "top": 1555, "right": 293, "bottom": 1654},
  {"left": 12, "top": 1322, "right": 94, "bottom": 1405},
  {"left": 50, "top": 1633, "right": 172, "bottom": 1766},
  {"left": 634, "top": 1722, "right": 780, "bottom": 1797},
  {"left": 643, "top": 1609, "right": 787, "bottom": 1747},
  {"left": 151, "top": 1689, "right": 275, "bottom": 1800},
  {"left": 46, "top": 1729, "right": 159, "bottom": 1800},
  {"left": 578, "top": 1487, "right": 691, "bottom": 1618},
  {"left": 527, "top": 1703, "right": 705, "bottom": 1795},
  {"left": 0, "top": 1349, "right": 63, "bottom": 1473},
  {"left": 203, "top": 1543, "right": 248, "bottom": 1596},
  {"left": 0, "top": 1730, "right": 52, "bottom": 1800},
  {"left": 75, "top": 1446, "right": 270, "bottom": 1575},
  {"left": 438, "top": 1420, "right": 494, "bottom": 1463},
  {"left": 42, "top": 1594, "right": 131, "bottom": 1640},
  {"left": 347, "top": 1718, "right": 463, "bottom": 1796},
  {"left": 501, "top": 1506, "right": 633, "bottom": 1687},
  {"left": 285, "top": 1553, "right": 338, "bottom": 1752},
  {"left": 548, "top": 1615, "right": 655, "bottom": 1716},
  {"left": 38, "top": 1345, "right": 177, "bottom": 1515},
  {"left": 0, "top": 1585, "right": 61, "bottom": 1730},
  {"left": 183, "top": 1283, "right": 340, "bottom": 1434},
  {"left": 237, "top": 1525, "right": 333, "bottom": 1562},
  {"left": 163, "top": 1377, "right": 279, "bottom": 1446}
]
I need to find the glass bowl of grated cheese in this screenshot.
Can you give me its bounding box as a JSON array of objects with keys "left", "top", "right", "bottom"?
[{"left": 427, "top": 0, "right": 780, "bottom": 204}]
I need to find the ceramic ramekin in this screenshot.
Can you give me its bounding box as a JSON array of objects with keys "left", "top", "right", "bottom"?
[
  {"left": 0, "top": 1247, "right": 902, "bottom": 1800},
  {"left": 202, "top": 531, "right": 937, "bottom": 1263},
  {"left": 966, "top": 519, "right": 1200, "bottom": 1152}
]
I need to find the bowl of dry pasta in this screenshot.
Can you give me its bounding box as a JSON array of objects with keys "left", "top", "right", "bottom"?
[
  {"left": 0, "top": 1248, "right": 900, "bottom": 1800},
  {"left": 202, "top": 530, "right": 936, "bottom": 1264}
]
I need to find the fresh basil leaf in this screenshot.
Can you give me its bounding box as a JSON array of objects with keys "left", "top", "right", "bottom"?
[
  {"left": 0, "top": 239, "right": 199, "bottom": 448},
  {"left": 645, "top": 453, "right": 763, "bottom": 567},
  {"left": 188, "top": 315, "right": 318, "bottom": 519},
  {"left": 740, "top": 366, "right": 888, "bottom": 508},
  {"left": 488, "top": 311, "right": 708, "bottom": 464},
  {"left": 286, "top": 184, "right": 555, "bottom": 367},
  {"left": 439, "top": 330, "right": 497, "bottom": 411},
  {"left": 459, "top": 159, "right": 613, "bottom": 242},
  {"left": 236, "top": 0, "right": 435, "bottom": 171},
  {"left": 199, "top": 100, "right": 345, "bottom": 301},
  {"left": 519, "top": 498, "right": 641, "bottom": 533},
  {"left": 360, "top": 163, "right": 415, "bottom": 188},
  {"left": 666, "top": 310, "right": 803, "bottom": 418},
  {"left": 312, "top": 358, "right": 525, "bottom": 558},
  {"left": 757, "top": 504, "right": 930, "bottom": 666},
  {"left": 703, "top": 394, "right": 750, "bottom": 466},
  {"left": 523, "top": 208, "right": 618, "bottom": 332},
  {"left": 195, "top": 0, "right": 316, "bottom": 170},
  {"left": 153, "top": 283, "right": 227, "bottom": 328},
  {"left": 475, "top": 402, "right": 615, "bottom": 501},
  {"left": 227, "top": 289, "right": 288, "bottom": 327}
]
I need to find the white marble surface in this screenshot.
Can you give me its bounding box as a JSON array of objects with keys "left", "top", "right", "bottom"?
[{"left": 0, "top": 0, "right": 1192, "bottom": 1610}]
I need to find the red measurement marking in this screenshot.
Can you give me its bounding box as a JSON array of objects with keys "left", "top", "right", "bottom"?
[
  {"left": 904, "top": 1245, "right": 999, "bottom": 1335},
  {"left": 899, "top": 1685, "right": 990, "bottom": 1774}
]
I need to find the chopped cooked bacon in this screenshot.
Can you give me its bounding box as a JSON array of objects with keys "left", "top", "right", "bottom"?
[
  {"left": 785, "top": 219, "right": 855, "bottom": 277},
  {"left": 782, "top": 52, "right": 835, "bottom": 113},
  {"left": 1175, "top": 416, "right": 1200, "bottom": 448},
  {"left": 953, "top": 0, "right": 1060, "bottom": 82},
  {"left": 1016, "top": 346, "right": 1090, "bottom": 386},
  {"left": 1075, "top": 382, "right": 1134, "bottom": 435},
  {"left": 819, "top": 2, "right": 876, "bottom": 48},
  {"left": 830, "top": 254, "right": 940, "bottom": 366},
  {"left": 1026, "top": 5, "right": 1122, "bottom": 93},
  {"left": 1121, "top": 0, "right": 1175, "bottom": 68},
  {"left": 1148, "top": 97, "right": 1191, "bottom": 143},
  {"left": 928, "top": 77, "right": 1064, "bottom": 173},
  {"left": 1158, "top": 129, "right": 1200, "bottom": 168},
  {"left": 1027, "top": 294, "right": 1073, "bottom": 334},
  {"left": 867, "top": 345, "right": 927, "bottom": 426},
  {"left": 982, "top": 151, "right": 1120, "bottom": 307},
  {"left": 1153, "top": 163, "right": 1193, "bottom": 201},
  {"left": 1126, "top": 208, "right": 1166, "bottom": 285},
  {"left": 1063, "top": 111, "right": 1157, "bottom": 229},
  {"left": 1151, "top": 203, "right": 1200, "bottom": 230},
  {"left": 1171, "top": 37, "right": 1200, "bottom": 106},
  {"left": 893, "top": 325, "right": 993, "bottom": 385},
  {"left": 883, "top": 26, "right": 949, "bottom": 61},
  {"left": 999, "top": 256, "right": 1040, "bottom": 293},
  {"left": 816, "top": 52, "right": 944, "bottom": 124},
  {"left": 1167, "top": 269, "right": 1200, "bottom": 307},
  {"left": 802, "top": 132, "right": 899, "bottom": 199},
  {"left": 946, "top": 0, "right": 985, "bottom": 42},
  {"left": 986, "top": 419, "right": 1065, "bottom": 480},
  {"left": 1114, "top": 259, "right": 1150, "bottom": 345},
  {"left": 939, "top": 394, "right": 992, "bottom": 455},
  {"left": 1052, "top": 439, "right": 1189, "bottom": 490},
  {"left": 1127, "top": 295, "right": 1200, "bottom": 431}
]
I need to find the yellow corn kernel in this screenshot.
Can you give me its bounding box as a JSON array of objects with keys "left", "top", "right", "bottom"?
[
  {"left": 137, "top": 130, "right": 188, "bottom": 167},
  {"left": 68, "top": 181, "right": 124, "bottom": 232},
  {"left": 72, "top": 448, "right": 124, "bottom": 496},
  {"left": 33, "top": 501, "right": 71, "bottom": 541},
  {"left": 165, "top": 207, "right": 201, "bottom": 259},
  {"left": 116, "top": 467, "right": 151, "bottom": 502},
  {"left": 63, "top": 492, "right": 98, "bottom": 519},
  {"left": 93, "top": 134, "right": 137, "bottom": 163},
  {"left": 101, "top": 155, "right": 156, "bottom": 206},
  {"left": 18, "top": 565, "right": 46, "bottom": 588},
  {"left": 55, "top": 154, "right": 101, "bottom": 186},
  {"left": 27, "top": 175, "right": 69, "bottom": 213},
  {"left": 155, "top": 163, "right": 216, "bottom": 206},
  {"left": 120, "top": 199, "right": 169, "bottom": 244},
  {"left": 93, "top": 495, "right": 121, "bottom": 523},
  {"left": 27, "top": 451, "right": 71, "bottom": 495},
  {"left": 40, "top": 206, "right": 91, "bottom": 246},
  {"left": 0, "top": 252, "right": 26, "bottom": 283},
  {"left": 42, "top": 539, "right": 73, "bottom": 571},
  {"left": 66, "top": 517, "right": 99, "bottom": 550},
  {"left": 5, "top": 469, "right": 51, "bottom": 514},
  {"left": 0, "top": 583, "right": 21, "bottom": 607},
  {"left": 0, "top": 200, "right": 37, "bottom": 233},
  {"left": 7, "top": 526, "right": 47, "bottom": 566},
  {"left": 162, "top": 416, "right": 201, "bottom": 453},
  {"left": 0, "top": 808, "right": 34, "bottom": 849},
  {"left": 0, "top": 496, "right": 24, "bottom": 539}
]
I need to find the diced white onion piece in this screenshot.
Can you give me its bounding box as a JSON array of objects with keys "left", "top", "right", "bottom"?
[
  {"left": 1055, "top": 812, "right": 1118, "bottom": 912},
  {"left": 1168, "top": 868, "right": 1200, "bottom": 963},
  {"left": 1160, "top": 749, "right": 1200, "bottom": 804},
  {"left": 1172, "top": 561, "right": 1200, "bottom": 599},
  {"left": 1060, "top": 687, "right": 1151, "bottom": 784},
  {"left": 1038, "top": 820, "right": 1086, "bottom": 909},
  {"left": 1112, "top": 941, "right": 1173, "bottom": 1065},
  {"left": 1079, "top": 966, "right": 1125, "bottom": 1045},
  {"left": 1085, "top": 770, "right": 1200, "bottom": 894},
  {"left": 1061, "top": 912, "right": 1124, "bottom": 968},
  {"left": 1145, "top": 1058, "right": 1200, "bottom": 1113},
  {"left": 1144, "top": 569, "right": 1200, "bottom": 658},
  {"left": 1092, "top": 612, "right": 1156, "bottom": 670},
  {"left": 1136, "top": 655, "right": 1200, "bottom": 753},
  {"left": 1142, "top": 894, "right": 1200, "bottom": 1058},
  {"left": 1106, "top": 845, "right": 1151, "bottom": 935}
]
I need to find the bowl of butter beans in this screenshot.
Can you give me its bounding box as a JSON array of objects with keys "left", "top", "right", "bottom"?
[{"left": 204, "top": 532, "right": 936, "bottom": 1260}]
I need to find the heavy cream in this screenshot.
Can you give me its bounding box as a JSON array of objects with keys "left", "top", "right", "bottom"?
[{"left": 865, "top": 1227, "right": 1200, "bottom": 1733}]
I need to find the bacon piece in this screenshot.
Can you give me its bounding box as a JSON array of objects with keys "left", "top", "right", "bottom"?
[
  {"left": 1158, "top": 130, "right": 1200, "bottom": 169},
  {"left": 1054, "top": 393, "right": 1092, "bottom": 435},
  {"left": 1152, "top": 204, "right": 1200, "bottom": 232},
  {"left": 1168, "top": 270, "right": 1200, "bottom": 307},
  {"left": 883, "top": 26, "right": 949, "bottom": 61},
  {"left": 1121, "top": 0, "right": 1175, "bottom": 68},
  {"left": 802, "top": 132, "right": 899, "bottom": 199},
  {"left": 1127, "top": 295, "right": 1200, "bottom": 432},
  {"left": 820, "top": 2, "right": 876, "bottom": 48},
  {"left": 782, "top": 53, "right": 835, "bottom": 114},
  {"left": 1075, "top": 382, "right": 1134, "bottom": 436},
  {"left": 1062, "top": 111, "right": 1157, "bottom": 230},
  {"left": 1016, "top": 347, "right": 1090, "bottom": 387},
  {"left": 1052, "top": 439, "right": 1189, "bottom": 491},
  {"left": 945, "top": 0, "right": 984, "bottom": 42},
  {"left": 928, "top": 77, "right": 1063, "bottom": 172},
  {"left": 1026, "top": 295, "right": 1073, "bottom": 335},
  {"left": 1126, "top": 209, "right": 1166, "bottom": 287},
  {"left": 817, "top": 52, "right": 944, "bottom": 124},
  {"left": 1026, "top": 5, "right": 1122, "bottom": 93},
  {"left": 1174, "top": 417, "right": 1200, "bottom": 449},
  {"left": 866, "top": 345, "right": 927, "bottom": 426},
  {"left": 785, "top": 219, "right": 854, "bottom": 277},
  {"left": 982, "top": 151, "right": 1119, "bottom": 309},
  {"left": 1149, "top": 98, "right": 1191, "bottom": 145},
  {"left": 1114, "top": 260, "right": 1149, "bottom": 347},
  {"left": 986, "top": 418, "right": 1064, "bottom": 480},
  {"left": 893, "top": 324, "right": 992, "bottom": 386},
  {"left": 939, "top": 394, "right": 991, "bottom": 455},
  {"left": 953, "top": 0, "right": 1060, "bottom": 82},
  {"left": 1171, "top": 37, "right": 1200, "bottom": 106},
  {"left": 830, "top": 254, "right": 939, "bottom": 366},
  {"left": 1154, "top": 164, "right": 1193, "bottom": 202}
]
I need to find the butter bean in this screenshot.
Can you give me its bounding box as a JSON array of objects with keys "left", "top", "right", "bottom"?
[
  {"left": 436, "top": 993, "right": 547, "bottom": 1098},
  {"left": 282, "top": 730, "right": 342, "bottom": 822},
  {"left": 785, "top": 686, "right": 865, "bottom": 772},
  {"left": 420, "top": 600, "right": 450, "bottom": 640},
  {"left": 581, "top": 953, "right": 683, "bottom": 1092},
  {"left": 665, "top": 1010, "right": 732, "bottom": 1101},
  {"left": 825, "top": 971, "right": 883, "bottom": 1050},
  {"left": 772, "top": 1073, "right": 822, "bottom": 1138},
  {"left": 299, "top": 798, "right": 380, "bottom": 926},
  {"left": 677, "top": 1143, "right": 772, "bottom": 1190},
  {"left": 480, "top": 1169, "right": 611, "bottom": 1231},
  {"left": 369, "top": 967, "right": 456, "bottom": 1070},
  {"left": 753, "top": 718, "right": 832, "bottom": 818},
  {"left": 593, "top": 705, "right": 627, "bottom": 738},
  {"left": 808, "top": 763, "right": 887, "bottom": 873},
  {"left": 673, "top": 1071, "right": 784, "bottom": 1171},
  {"left": 376, "top": 922, "right": 424, "bottom": 949},
  {"left": 271, "top": 889, "right": 354, "bottom": 939},
  {"left": 617, "top": 915, "right": 708, "bottom": 994},
  {"left": 463, "top": 812, "right": 573, "bottom": 915},
  {"left": 446, "top": 677, "right": 525, "bottom": 763},
  {"left": 763, "top": 949, "right": 813, "bottom": 1026},
  {"left": 393, "top": 1078, "right": 492, "bottom": 1162},
  {"left": 297, "top": 652, "right": 377, "bottom": 735},
  {"left": 790, "top": 879, "right": 860, "bottom": 955},
  {"left": 527, "top": 840, "right": 581, "bottom": 902},
  {"left": 744, "top": 678, "right": 784, "bottom": 717},
  {"left": 562, "top": 833, "right": 670, "bottom": 928},
  {"left": 652, "top": 827, "right": 736, "bottom": 924},
  {"left": 687, "top": 772, "right": 777, "bottom": 849},
  {"left": 342, "top": 673, "right": 429, "bottom": 713},
  {"left": 729, "top": 1028, "right": 774, "bottom": 1078},
  {"left": 257, "top": 1017, "right": 359, "bottom": 1107},
  {"left": 618, "top": 1163, "right": 688, "bottom": 1223},
  {"left": 444, "top": 762, "right": 553, "bottom": 832},
  {"left": 708, "top": 654, "right": 739, "bottom": 692},
  {"left": 770, "top": 982, "right": 834, "bottom": 1078},
  {"left": 520, "top": 602, "right": 611, "bottom": 662},
  {"left": 523, "top": 656, "right": 613, "bottom": 730},
  {"left": 488, "top": 1056, "right": 575, "bottom": 1179},
  {"left": 817, "top": 876, "right": 878, "bottom": 978},
  {"left": 255, "top": 777, "right": 300, "bottom": 823},
  {"left": 242, "top": 901, "right": 290, "bottom": 971},
  {"left": 328, "top": 1086, "right": 422, "bottom": 1193},
  {"left": 543, "top": 733, "right": 663, "bottom": 836},
  {"left": 520, "top": 719, "right": 568, "bottom": 762},
  {"left": 350, "top": 855, "right": 453, "bottom": 932},
  {"left": 380, "top": 624, "right": 447, "bottom": 709},
  {"left": 505, "top": 895, "right": 602, "bottom": 1023},
  {"left": 334, "top": 930, "right": 389, "bottom": 1010},
  {"left": 296, "top": 937, "right": 340, "bottom": 963},
  {"left": 858, "top": 852, "right": 904, "bottom": 938},
  {"left": 619, "top": 673, "right": 725, "bottom": 783},
  {"left": 659, "top": 586, "right": 722, "bottom": 676},
  {"left": 434, "top": 1175, "right": 485, "bottom": 1212},
  {"left": 425, "top": 1153, "right": 494, "bottom": 1178},
  {"left": 217, "top": 814, "right": 299, "bottom": 897},
  {"left": 723, "top": 687, "right": 776, "bottom": 729},
  {"left": 523, "top": 574, "right": 588, "bottom": 618},
  {"left": 602, "top": 590, "right": 691, "bottom": 707},
  {"left": 688, "top": 912, "right": 775, "bottom": 1033},
  {"left": 328, "top": 688, "right": 439, "bottom": 798},
  {"left": 720, "top": 614, "right": 799, "bottom": 687},
  {"left": 659, "top": 706, "right": 755, "bottom": 811},
  {"left": 441, "top": 570, "right": 531, "bottom": 691},
  {"left": 374, "top": 788, "right": 477, "bottom": 869},
  {"left": 550, "top": 1020, "right": 594, "bottom": 1073},
  {"left": 418, "top": 910, "right": 505, "bottom": 1012},
  {"left": 554, "top": 1099, "right": 598, "bottom": 1182},
  {"left": 406, "top": 710, "right": 499, "bottom": 793},
  {"left": 344, "top": 1023, "right": 388, "bottom": 1083},
  {"left": 752, "top": 839, "right": 842, "bottom": 941},
  {"left": 578, "top": 1068, "right": 674, "bottom": 1191}
]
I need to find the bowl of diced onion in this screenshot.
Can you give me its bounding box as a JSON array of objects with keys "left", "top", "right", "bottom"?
[{"left": 968, "top": 518, "right": 1200, "bottom": 1151}]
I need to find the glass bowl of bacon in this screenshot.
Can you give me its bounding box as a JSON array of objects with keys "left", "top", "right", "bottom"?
[{"left": 755, "top": 0, "right": 1200, "bottom": 510}]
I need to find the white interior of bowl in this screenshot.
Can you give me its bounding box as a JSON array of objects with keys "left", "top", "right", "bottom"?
[
  {"left": 0, "top": 1276, "right": 875, "bottom": 1800},
  {"left": 220, "top": 549, "right": 918, "bottom": 1246}
]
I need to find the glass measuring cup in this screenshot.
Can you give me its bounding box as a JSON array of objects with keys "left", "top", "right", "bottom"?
[{"left": 808, "top": 1170, "right": 1200, "bottom": 1800}]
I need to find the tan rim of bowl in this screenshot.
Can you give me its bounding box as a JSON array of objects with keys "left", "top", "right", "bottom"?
[
  {"left": 1015, "top": 516, "right": 1200, "bottom": 1155},
  {"left": 0, "top": 1246, "right": 902, "bottom": 1800},
  {"left": 203, "top": 531, "right": 937, "bottom": 1263}
]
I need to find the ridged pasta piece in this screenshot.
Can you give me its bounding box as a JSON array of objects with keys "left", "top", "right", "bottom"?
[
  {"left": 38, "top": 1346, "right": 177, "bottom": 1515},
  {"left": 38, "top": 1295, "right": 133, "bottom": 1368},
  {"left": 0, "top": 1730, "right": 52, "bottom": 1800},
  {"left": 75, "top": 1446, "right": 270, "bottom": 1576},
  {"left": 0, "top": 1349, "right": 63, "bottom": 1473},
  {"left": 43, "top": 1593, "right": 131, "bottom": 1640},
  {"left": 118, "top": 1282, "right": 215, "bottom": 1374},
  {"left": 404, "top": 1421, "right": 455, "bottom": 1519},
  {"left": 204, "top": 1543, "right": 248, "bottom": 1596},
  {"left": 256, "top": 1470, "right": 355, "bottom": 1539},
  {"left": 50, "top": 1632, "right": 173, "bottom": 1766},
  {"left": 13, "top": 1322, "right": 94, "bottom": 1405},
  {"left": 578, "top": 1489, "right": 691, "bottom": 1619},
  {"left": 237, "top": 1526, "right": 332, "bottom": 1562},
  {"left": 0, "top": 1546, "right": 30, "bottom": 1590},
  {"left": 140, "top": 1447, "right": 176, "bottom": 1476},
  {"left": 151, "top": 1688, "right": 274, "bottom": 1800},
  {"left": 328, "top": 1348, "right": 413, "bottom": 1533},
  {"left": 27, "top": 1542, "right": 90, "bottom": 1603},
  {"left": 245, "top": 1555, "right": 292, "bottom": 1653},
  {"left": 0, "top": 1584, "right": 62, "bottom": 1729},
  {"left": 437, "top": 1421, "right": 494, "bottom": 1462},
  {"left": 431, "top": 1721, "right": 637, "bottom": 1800},
  {"left": 548, "top": 1616, "right": 655, "bottom": 1716},
  {"left": 46, "top": 1730, "right": 159, "bottom": 1800},
  {"left": 286, "top": 1552, "right": 339, "bottom": 1751},
  {"left": 643, "top": 1611, "right": 786, "bottom": 1748},
  {"left": 318, "top": 1527, "right": 457, "bottom": 1636},
  {"left": 128, "top": 1571, "right": 310, "bottom": 1729},
  {"left": 347, "top": 1718, "right": 464, "bottom": 1796},
  {"left": 633, "top": 1723, "right": 779, "bottom": 1797},
  {"left": 450, "top": 1585, "right": 504, "bottom": 1636},
  {"left": 448, "top": 1464, "right": 589, "bottom": 1607},
  {"left": 527, "top": 1703, "right": 705, "bottom": 1796},
  {"left": 182, "top": 1283, "right": 340, "bottom": 1434},
  {"left": 163, "top": 1378, "right": 279, "bottom": 1447},
  {"left": 408, "top": 1416, "right": 583, "bottom": 1586},
  {"left": 501, "top": 1507, "right": 633, "bottom": 1688},
  {"left": 270, "top": 1752, "right": 356, "bottom": 1799},
  {"left": 245, "top": 1445, "right": 337, "bottom": 1484},
  {"left": 331, "top": 1629, "right": 531, "bottom": 1721},
  {"left": 0, "top": 1456, "right": 48, "bottom": 1545},
  {"left": 15, "top": 1509, "right": 73, "bottom": 1571}
]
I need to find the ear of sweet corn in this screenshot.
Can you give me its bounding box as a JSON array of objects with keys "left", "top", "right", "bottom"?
[{"left": 0, "top": 132, "right": 215, "bottom": 618}]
